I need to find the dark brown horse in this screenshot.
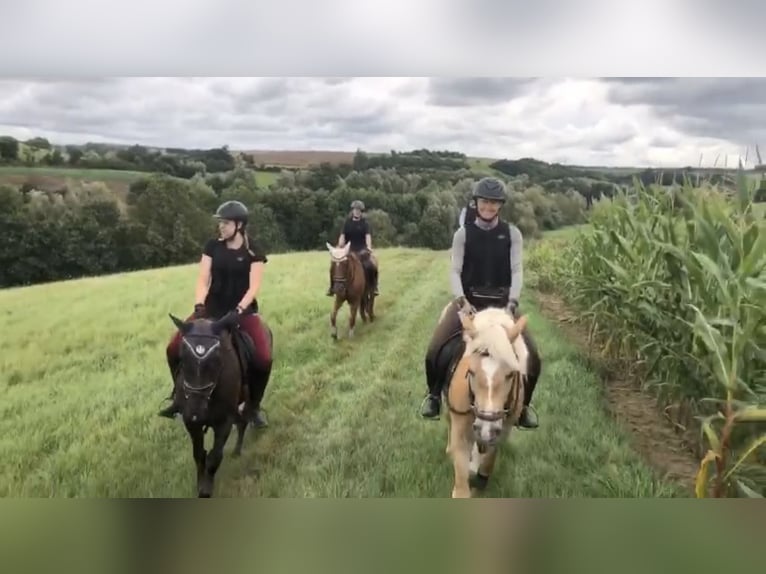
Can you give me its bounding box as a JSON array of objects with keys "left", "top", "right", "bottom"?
[
  {"left": 326, "top": 242, "right": 377, "bottom": 339},
  {"left": 168, "top": 310, "right": 261, "bottom": 497}
]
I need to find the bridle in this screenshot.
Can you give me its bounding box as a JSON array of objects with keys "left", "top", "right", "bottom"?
[
  {"left": 179, "top": 334, "right": 224, "bottom": 403},
  {"left": 448, "top": 350, "right": 523, "bottom": 422},
  {"left": 330, "top": 251, "right": 357, "bottom": 287}
]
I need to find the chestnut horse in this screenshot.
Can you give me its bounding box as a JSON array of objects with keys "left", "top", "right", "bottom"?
[
  {"left": 326, "top": 242, "right": 376, "bottom": 339},
  {"left": 443, "top": 304, "right": 530, "bottom": 498}
]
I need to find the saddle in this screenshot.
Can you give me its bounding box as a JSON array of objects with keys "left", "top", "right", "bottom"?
[
  {"left": 230, "top": 326, "right": 256, "bottom": 382},
  {"left": 437, "top": 331, "right": 467, "bottom": 399}
]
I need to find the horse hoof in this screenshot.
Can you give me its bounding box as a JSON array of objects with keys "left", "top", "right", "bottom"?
[
  {"left": 469, "top": 473, "right": 490, "bottom": 491},
  {"left": 198, "top": 491, "right": 211, "bottom": 498}
]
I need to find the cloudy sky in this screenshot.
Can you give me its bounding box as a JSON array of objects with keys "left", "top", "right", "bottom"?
[{"left": 0, "top": 77, "right": 764, "bottom": 168}]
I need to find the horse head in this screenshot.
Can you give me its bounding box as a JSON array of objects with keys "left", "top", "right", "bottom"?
[
  {"left": 326, "top": 242, "right": 353, "bottom": 297},
  {"left": 457, "top": 306, "right": 529, "bottom": 448},
  {"left": 168, "top": 311, "right": 243, "bottom": 423}
]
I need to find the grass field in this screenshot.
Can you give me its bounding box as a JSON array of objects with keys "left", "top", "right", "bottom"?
[
  {"left": 0, "top": 166, "right": 148, "bottom": 181},
  {"left": 254, "top": 170, "right": 281, "bottom": 187},
  {"left": 0, "top": 241, "right": 688, "bottom": 498},
  {"left": 0, "top": 165, "right": 285, "bottom": 196}
]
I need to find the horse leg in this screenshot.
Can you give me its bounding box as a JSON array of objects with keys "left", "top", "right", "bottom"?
[
  {"left": 368, "top": 264, "right": 378, "bottom": 322},
  {"left": 348, "top": 300, "right": 359, "bottom": 338},
  {"left": 233, "top": 394, "right": 248, "bottom": 456},
  {"left": 449, "top": 414, "right": 473, "bottom": 498},
  {"left": 359, "top": 292, "right": 368, "bottom": 323},
  {"left": 368, "top": 281, "right": 376, "bottom": 323},
  {"left": 185, "top": 422, "right": 206, "bottom": 497},
  {"left": 233, "top": 416, "right": 247, "bottom": 458},
  {"left": 471, "top": 445, "right": 498, "bottom": 492},
  {"left": 199, "top": 418, "right": 234, "bottom": 498},
  {"left": 330, "top": 297, "right": 341, "bottom": 339}
]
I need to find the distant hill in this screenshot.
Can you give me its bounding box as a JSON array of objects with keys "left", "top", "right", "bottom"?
[{"left": 238, "top": 150, "right": 357, "bottom": 168}]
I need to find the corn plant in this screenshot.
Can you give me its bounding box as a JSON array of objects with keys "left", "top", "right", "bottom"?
[{"left": 543, "top": 173, "right": 765, "bottom": 497}]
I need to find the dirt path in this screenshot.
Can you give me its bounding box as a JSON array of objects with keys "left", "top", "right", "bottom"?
[{"left": 532, "top": 291, "right": 701, "bottom": 495}]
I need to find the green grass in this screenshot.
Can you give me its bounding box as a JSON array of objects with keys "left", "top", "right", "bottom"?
[
  {"left": 0, "top": 165, "right": 286, "bottom": 189},
  {"left": 254, "top": 170, "right": 281, "bottom": 187},
  {"left": 0, "top": 246, "right": 686, "bottom": 497},
  {"left": 0, "top": 166, "right": 149, "bottom": 181},
  {"left": 467, "top": 157, "right": 506, "bottom": 177}
]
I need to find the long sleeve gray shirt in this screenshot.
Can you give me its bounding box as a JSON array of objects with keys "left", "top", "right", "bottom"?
[{"left": 449, "top": 219, "right": 524, "bottom": 302}]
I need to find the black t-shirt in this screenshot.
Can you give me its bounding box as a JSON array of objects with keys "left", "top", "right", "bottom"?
[
  {"left": 203, "top": 237, "right": 268, "bottom": 319},
  {"left": 342, "top": 217, "right": 370, "bottom": 251}
]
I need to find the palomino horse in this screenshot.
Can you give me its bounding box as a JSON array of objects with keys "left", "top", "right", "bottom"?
[
  {"left": 326, "top": 242, "right": 376, "bottom": 339},
  {"left": 443, "top": 304, "right": 530, "bottom": 498},
  {"left": 168, "top": 310, "right": 267, "bottom": 497}
]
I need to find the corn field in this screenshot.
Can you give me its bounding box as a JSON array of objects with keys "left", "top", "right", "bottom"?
[{"left": 530, "top": 174, "right": 766, "bottom": 497}]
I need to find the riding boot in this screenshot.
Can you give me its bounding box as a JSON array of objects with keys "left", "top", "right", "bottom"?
[
  {"left": 517, "top": 374, "right": 539, "bottom": 429},
  {"left": 158, "top": 357, "right": 181, "bottom": 419},
  {"left": 420, "top": 393, "right": 441, "bottom": 418},
  {"left": 420, "top": 356, "right": 442, "bottom": 419},
  {"left": 248, "top": 365, "right": 271, "bottom": 429},
  {"left": 250, "top": 409, "right": 268, "bottom": 428},
  {"left": 518, "top": 406, "right": 538, "bottom": 429}
]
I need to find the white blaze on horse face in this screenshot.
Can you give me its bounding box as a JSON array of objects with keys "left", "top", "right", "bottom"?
[
  {"left": 480, "top": 355, "right": 500, "bottom": 411},
  {"left": 474, "top": 355, "right": 505, "bottom": 444}
]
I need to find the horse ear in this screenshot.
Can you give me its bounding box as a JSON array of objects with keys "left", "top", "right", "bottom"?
[
  {"left": 326, "top": 242, "right": 334, "bottom": 252},
  {"left": 169, "top": 313, "right": 191, "bottom": 333},
  {"left": 457, "top": 309, "right": 477, "bottom": 338},
  {"left": 342, "top": 243, "right": 351, "bottom": 255},
  {"left": 504, "top": 315, "right": 527, "bottom": 342}
]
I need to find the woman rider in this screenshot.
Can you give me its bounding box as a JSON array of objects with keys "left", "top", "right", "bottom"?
[
  {"left": 158, "top": 200, "right": 272, "bottom": 428},
  {"left": 326, "top": 199, "right": 379, "bottom": 296},
  {"left": 419, "top": 177, "right": 542, "bottom": 429}
]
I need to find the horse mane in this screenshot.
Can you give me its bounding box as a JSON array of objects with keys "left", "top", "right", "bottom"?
[{"left": 462, "top": 307, "right": 529, "bottom": 376}]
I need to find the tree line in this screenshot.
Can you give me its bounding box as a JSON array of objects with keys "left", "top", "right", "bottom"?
[{"left": 0, "top": 164, "right": 589, "bottom": 288}]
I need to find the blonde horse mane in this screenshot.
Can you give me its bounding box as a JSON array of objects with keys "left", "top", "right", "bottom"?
[{"left": 460, "top": 307, "right": 529, "bottom": 376}]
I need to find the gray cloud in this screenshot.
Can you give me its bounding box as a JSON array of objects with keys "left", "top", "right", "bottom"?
[
  {"left": 427, "top": 78, "right": 540, "bottom": 106},
  {"left": 604, "top": 78, "right": 766, "bottom": 146},
  {"left": 0, "top": 77, "right": 763, "bottom": 166}
]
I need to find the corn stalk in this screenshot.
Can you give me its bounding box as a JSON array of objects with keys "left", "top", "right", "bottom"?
[{"left": 532, "top": 172, "right": 766, "bottom": 497}]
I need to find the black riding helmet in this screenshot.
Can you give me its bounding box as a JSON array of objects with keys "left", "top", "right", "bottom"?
[
  {"left": 214, "top": 200, "right": 249, "bottom": 224},
  {"left": 472, "top": 177, "right": 507, "bottom": 203}
]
